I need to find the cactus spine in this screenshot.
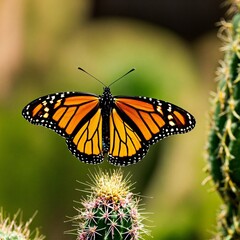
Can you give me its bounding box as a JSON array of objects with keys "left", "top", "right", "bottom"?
[
  {"left": 71, "top": 169, "right": 150, "bottom": 240},
  {"left": 0, "top": 209, "right": 44, "bottom": 240}
]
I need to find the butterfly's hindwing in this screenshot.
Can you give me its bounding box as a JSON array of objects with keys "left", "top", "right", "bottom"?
[
  {"left": 108, "top": 108, "right": 149, "bottom": 166},
  {"left": 66, "top": 108, "right": 104, "bottom": 164}
]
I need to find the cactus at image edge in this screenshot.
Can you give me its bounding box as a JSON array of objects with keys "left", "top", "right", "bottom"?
[
  {"left": 70, "top": 169, "right": 150, "bottom": 240},
  {"left": 0, "top": 209, "right": 44, "bottom": 240},
  {"left": 206, "top": 1, "right": 240, "bottom": 238}
]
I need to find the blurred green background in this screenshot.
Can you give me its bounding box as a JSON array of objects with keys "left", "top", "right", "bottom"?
[{"left": 0, "top": 0, "right": 225, "bottom": 239}]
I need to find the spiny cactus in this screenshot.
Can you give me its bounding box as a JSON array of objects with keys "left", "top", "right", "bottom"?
[
  {"left": 70, "top": 169, "right": 150, "bottom": 240},
  {"left": 0, "top": 209, "right": 44, "bottom": 240},
  {"left": 206, "top": 1, "right": 240, "bottom": 239}
]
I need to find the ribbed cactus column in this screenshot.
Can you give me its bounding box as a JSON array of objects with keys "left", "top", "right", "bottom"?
[
  {"left": 206, "top": 2, "right": 240, "bottom": 239},
  {"left": 71, "top": 169, "right": 150, "bottom": 240}
]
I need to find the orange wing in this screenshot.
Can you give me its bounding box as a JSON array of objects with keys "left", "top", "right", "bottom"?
[
  {"left": 108, "top": 108, "right": 143, "bottom": 165},
  {"left": 108, "top": 96, "right": 195, "bottom": 166},
  {"left": 22, "top": 92, "right": 104, "bottom": 164}
]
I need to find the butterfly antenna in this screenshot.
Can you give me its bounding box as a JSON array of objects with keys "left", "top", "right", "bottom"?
[
  {"left": 78, "top": 67, "right": 107, "bottom": 87},
  {"left": 108, "top": 68, "right": 135, "bottom": 87}
]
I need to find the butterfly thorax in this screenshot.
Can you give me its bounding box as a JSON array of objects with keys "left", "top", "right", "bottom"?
[
  {"left": 99, "top": 87, "right": 114, "bottom": 115},
  {"left": 100, "top": 87, "right": 114, "bottom": 154}
]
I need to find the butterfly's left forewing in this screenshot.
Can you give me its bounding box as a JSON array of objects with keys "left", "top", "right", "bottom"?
[
  {"left": 108, "top": 96, "right": 195, "bottom": 166},
  {"left": 22, "top": 92, "right": 104, "bottom": 164}
]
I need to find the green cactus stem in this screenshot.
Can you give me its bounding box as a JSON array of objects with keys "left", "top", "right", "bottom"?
[
  {"left": 70, "top": 169, "right": 150, "bottom": 240},
  {"left": 0, "top": 209, "right": 45, "bottom": 240},
  {"left": 206, "top": 1, "right": 240, "bottom": 238}
]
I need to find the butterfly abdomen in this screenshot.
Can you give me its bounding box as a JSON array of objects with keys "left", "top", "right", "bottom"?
[{"left": 100, "top": 87, "right": 115, "bottom": 154}]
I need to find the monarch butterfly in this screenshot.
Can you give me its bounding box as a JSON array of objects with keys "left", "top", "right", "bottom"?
[{"left": 22, "top": 68, "right": 196, "bottom": 166}]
